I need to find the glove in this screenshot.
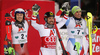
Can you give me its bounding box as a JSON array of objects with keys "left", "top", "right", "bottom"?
[
  {"left": 32, "top": 4, "right": 40, "bottom": 16},
  {"left": 65, "top": 11, "right": 70, "bottom": 15},
  {"left": 4, "top": 45, "right": 15, "bottom": 55},
  {"left": 87, "top": 34, "right": 96, "bottom": 39},
  {"left": 75, "top": 42, "right": 81, "bottom": 54},
  {"left": 60, "top": 2, "right": 70, "bottom": 15},
  {"left": 8, "top": 47, "right": 15, "bottom": 55},
  {"left": 59, "top": 9, "right": 69, "bottom": 15},
  {"left": 91, "top": 34, "right": 96, "bottom": 39},
  {"left": 4, "top": 45, "right": 8, "bottom": 54},
  {"left": 61, "top": 2, "right": 70, "bottom": 11}
]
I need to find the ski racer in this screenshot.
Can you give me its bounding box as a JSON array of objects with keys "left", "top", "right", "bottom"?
[
  {"left": 31, "top": 4, "right": 68, "bottom": 55},
  {"left": 56, "top": 3, "right": 95, "bottom": 55},
  {"left": 4, "top": 8, "right": 30, "bottom": 55}
]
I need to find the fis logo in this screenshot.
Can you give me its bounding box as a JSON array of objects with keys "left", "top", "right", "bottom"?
[
  {"left": 18, "top": 28, "right": 24, "bottom": 32},
  {"left": 75, "top": 24, "right": 81, "bottom": 27},
  {"left": 75, "top": 20, "right": 82, "bottom": 27}
]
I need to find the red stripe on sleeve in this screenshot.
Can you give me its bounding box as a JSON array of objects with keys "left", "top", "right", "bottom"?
[{"left": 56, "top": 10, "right": 62, "bottom": 16}]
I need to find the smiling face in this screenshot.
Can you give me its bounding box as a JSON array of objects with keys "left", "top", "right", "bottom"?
[
  {"left": 74, "top": 11, "right": 82, "bottom": 19},
  {"left": 47, "top": 16, "right": 54, "bottom": 25},
  {"left": 16, "top": 13, "right": 24, "bottom": 22}
]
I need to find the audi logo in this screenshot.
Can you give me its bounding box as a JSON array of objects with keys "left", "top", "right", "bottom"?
[{"left": 45, "top": 36, "right": 56, "bottom": 43}]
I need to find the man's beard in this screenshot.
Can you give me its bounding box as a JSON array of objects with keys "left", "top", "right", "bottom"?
[{"left": 45, "top": 23, "right": 54, "bottom": 29}]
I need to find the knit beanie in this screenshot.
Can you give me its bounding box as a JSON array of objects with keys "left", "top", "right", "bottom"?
[{"left": 71, "top": 6, "right": 81, "bottom": 14}]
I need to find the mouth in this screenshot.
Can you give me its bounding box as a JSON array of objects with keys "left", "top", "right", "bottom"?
[
  {"left": 49, "top": 21, "right": 54, "bottom": 24},
  {"left": 50, "top": 21, "right": 53, "bottom": 22},
  {"left": 18, "top": 18, "right": 22, "bottom": 20},
  {"left": 50, "top": 21, "right": 54, "bottom": 23},
  {"left": 77, "top": 15, "right": 81, "bottom": 18},
  {"left": 78, "top": 15, "right": 81, "bottom": 16},
  {"left": 17, "top": 18, "right": 23, "bottom": 22}
]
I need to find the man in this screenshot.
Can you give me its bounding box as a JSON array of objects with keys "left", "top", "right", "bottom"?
[
  {"left": 31, "top": 4, "right": 67, "bottom": 55},
  {"left": 4, "top": 8, "right": 30, "bottom": 55}
]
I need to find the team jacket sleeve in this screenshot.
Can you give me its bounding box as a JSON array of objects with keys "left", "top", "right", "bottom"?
[
  {"left": 55, "top": 9, "right": 70, "bottom": 29},
  {"left": 55, "top": 9, "right": 63, "bottom": 22},
  {"left": 57, "top": 14, "right": 69, "bottom": 29},
  {"left": 31, "top": 15, "right": 42, "bottom": 30}
]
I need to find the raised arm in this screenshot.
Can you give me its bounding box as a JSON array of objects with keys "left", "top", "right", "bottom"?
[
  {"left": 56, "top": 10, "right": 70, "bottom": 29},
  {"left": 55, "top": 9, "right": 64, "bottom": 22},
  {"left": 31, "top": 4, "right": 43, "bottom": 30},
  {"left": 56, "top": 2, "right": 70, "bottom": 55},
  {"left": 55, "top": 2, "right": 70, "bottom": 29},
  {"left": 56, "top": 14, "right": 69, "bottom": 29},
  {"left": 55, "top": 1, "right": 70, "bottom": 22}
]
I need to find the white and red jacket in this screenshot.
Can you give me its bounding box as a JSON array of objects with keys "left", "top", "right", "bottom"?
[
  {"left": 6, "top": 17, "right": 31, "bottom": 44},
  {"left": 31, "top": 10, "right": 67, "bottom": 49}
]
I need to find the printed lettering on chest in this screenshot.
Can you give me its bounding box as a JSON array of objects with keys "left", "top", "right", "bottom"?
[
  {"left": 17, "top": 27, "right": 27, "bottom": 33},
  {"left": 41, "top": 29, "right": 56, "bottom": 49},
  {"left": 45, "top": 30, "right": 56, "bottom": 43}
]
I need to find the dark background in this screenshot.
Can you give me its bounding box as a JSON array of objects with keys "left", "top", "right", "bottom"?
[{"left": 55, "top": 0, "right": 100, "bottom": 28}]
